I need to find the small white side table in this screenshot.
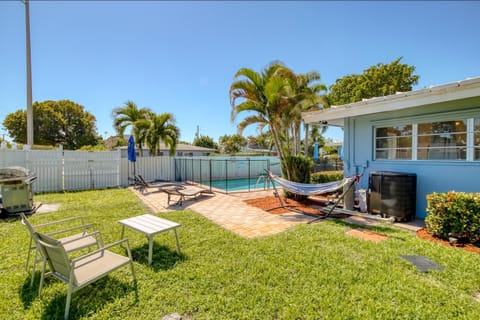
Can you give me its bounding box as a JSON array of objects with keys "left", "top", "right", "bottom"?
[{"left": 118, "top": 214, "right": 181, "bottom": 265}]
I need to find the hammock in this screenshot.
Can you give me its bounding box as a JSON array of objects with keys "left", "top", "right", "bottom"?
[
  {"left": 264, "top": 170, "right": 357, "bottom": 219},
  {"left": 270, "top": 174, "right": 355, "bottom": 196},
  {"left": 265, "top": 170, "right": 394, "bottom": 223}
]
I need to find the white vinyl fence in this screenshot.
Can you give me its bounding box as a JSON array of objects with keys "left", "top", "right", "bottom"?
[{"left": 0, "top": 148, "right": 280, "bottom": 194}]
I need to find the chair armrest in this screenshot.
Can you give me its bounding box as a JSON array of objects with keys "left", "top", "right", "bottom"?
[
  {"left": 33, "top": 216, "right": 86, "bottom": 229},
  {"left": 46, "top": 223, "right": 95, "bottom": 237},
  {"left": 60, "top": 230, "right": 103, "bottom": 247},
  {"left": 71, "top": 239, "right": 131, "bottom": 264}
]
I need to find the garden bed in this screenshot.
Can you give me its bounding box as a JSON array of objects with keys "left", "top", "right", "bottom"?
[{"left": 245, "top": 195, "right": 480, "bottom": 254}]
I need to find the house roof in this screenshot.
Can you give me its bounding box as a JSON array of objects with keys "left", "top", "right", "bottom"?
[
  {"left": 164, "top": 143, "right": 216, "bottom": 153},
  {"left": 119, "top": 143, "right": 216, "bottom": 153},
  {"left": 302, "top": 76, "right": 480, "bottom": 127}
]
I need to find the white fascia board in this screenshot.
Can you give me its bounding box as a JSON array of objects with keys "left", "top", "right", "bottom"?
[{"left": 302, "top": 77, "right": 480, "bottom": 126}]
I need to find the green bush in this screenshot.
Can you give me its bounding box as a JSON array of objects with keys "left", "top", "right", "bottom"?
[
  {"left": 282, "top": 155, "right": 313, "bottom": 201},
  {"left": 311, "top": 170, "right": 344, "bottom": 183},
  {"left": 282, "top": 155, "right": 313, "bottom": 183},
  {"left": 425, "top": 191, "right": 480, "bottom": 243}
]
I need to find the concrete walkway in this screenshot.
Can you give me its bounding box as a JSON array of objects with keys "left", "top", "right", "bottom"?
[{"left": 131, "top": 186, "right": 424, "bottom": 238}]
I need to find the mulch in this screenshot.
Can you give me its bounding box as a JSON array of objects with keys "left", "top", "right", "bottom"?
[
  {"left": 245, "top": 195, "right": 480, "bottom": 254},
  {"left": 243, "top": 195, "right": 350, "bottom": 218},
  {"left": 416, "top": 228, "right": 480, "bottom": 254}
]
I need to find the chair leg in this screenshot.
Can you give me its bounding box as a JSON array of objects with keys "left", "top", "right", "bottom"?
[
  {"left": 64, "top": 287, "right": 72, "bottom": 320},
  {"left": 38, "top": 261, "right": 46, "bottom": 296},
  {"left": 25, "top": 238, "right": 33, "bottom": 272},
  {"left": 30, "top": 249, "right": 41, "bottom": 286},
  {"left": 130, "top": 260, "right": 137, "bottom": 284}
]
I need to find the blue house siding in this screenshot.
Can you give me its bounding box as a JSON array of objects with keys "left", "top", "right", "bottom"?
[{"left": 342, "top": 99, "right": 480, "bottom": 219}]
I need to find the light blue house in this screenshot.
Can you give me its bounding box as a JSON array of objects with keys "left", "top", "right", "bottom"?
[{"left": 303, "top": 77, "right": 480, "bottom": 219}]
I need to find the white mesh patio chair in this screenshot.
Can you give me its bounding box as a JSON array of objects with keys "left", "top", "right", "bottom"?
[
  {"left": 20, "top": 213, "right": 103, "bottom": 286},
  {"left": 35, "top": 231, "right": 136, "bottom": 320}
]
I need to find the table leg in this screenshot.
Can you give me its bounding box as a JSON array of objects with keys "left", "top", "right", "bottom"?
[
  {"left": 174, "top": 229, "right": 181, "bottom": 253},
  {"left": 148, "top": 235, "right": 153, "bottom": 265},
  {"left": 120, "top": 226, "right": 125, "bottom": 240}
]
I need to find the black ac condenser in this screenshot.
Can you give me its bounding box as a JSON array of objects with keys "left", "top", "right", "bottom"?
[{"left": 368, "top": 171, "right": 417, "bottom": 222}]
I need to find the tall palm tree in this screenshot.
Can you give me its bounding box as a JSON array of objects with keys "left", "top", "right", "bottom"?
[
  {"left": 290, "top": 72, "right": 329, "bottom": 156},
  {"left": 230, "top": 61, "right": 296, "bottom": 179},
  {"left": 146, "top": 112, "right": 179, "bottom": 156},
  {"left": 112, "top": 100, "right": 151, "bottom": 156}
]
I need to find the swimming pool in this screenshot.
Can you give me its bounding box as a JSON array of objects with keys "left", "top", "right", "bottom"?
[{"left": 203, "top": 177, "right": 278, "bottom": 192}]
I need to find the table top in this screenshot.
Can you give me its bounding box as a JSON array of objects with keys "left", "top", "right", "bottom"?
[{"left": 118, "top": 214, "right": 181, "bottom": 236}]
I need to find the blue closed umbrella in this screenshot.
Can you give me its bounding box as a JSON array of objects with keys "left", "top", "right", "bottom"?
[
  {"left": 313, "top": 141, "right": 319, "bottom": 161},
  {"left": 128, "top": 135, "right": 136, "bottom": 162},
  {"left": 128, "top": 135, "right": 136, "bottom": 180}
]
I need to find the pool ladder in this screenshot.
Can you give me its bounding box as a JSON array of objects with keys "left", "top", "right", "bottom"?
[{"left": 255, "top": 174, "right": 271, "bottom": 190}]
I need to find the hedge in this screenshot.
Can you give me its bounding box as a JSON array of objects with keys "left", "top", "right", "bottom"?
[
  {"left": 425, "top": 191, "right": 480, "bottom": 243},
  {"left": 311, "top": 171, "right": 344, "bottom": 184}
]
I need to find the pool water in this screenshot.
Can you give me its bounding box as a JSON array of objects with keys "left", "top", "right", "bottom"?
[{"left": 205, "top": 177, "right": 278, "bottom": 192}]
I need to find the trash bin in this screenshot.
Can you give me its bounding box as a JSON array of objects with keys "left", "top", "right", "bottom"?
[
  {"left": 368, "top": 171, "right": 417, "bottom": 222},
  {"left": 0, "top": 166, "right": 37, "bottom": 214}
]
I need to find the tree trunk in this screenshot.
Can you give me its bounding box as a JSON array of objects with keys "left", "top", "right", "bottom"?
[{"left": 304, "top": 123, "right": 309, "bottom": 156}]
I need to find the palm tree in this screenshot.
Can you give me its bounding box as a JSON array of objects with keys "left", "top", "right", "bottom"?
[
  {"left": 112, "top": 100, "right": 151, "bottom": 156},
  {"left": 289, "top": 72, "right": 329, "bottom": 156},
  {"left": 146, "top": 112, "right": 179, "bottom": 156},
  {"left": 230, "top": 61, "right": 296, "bottom": 179}
]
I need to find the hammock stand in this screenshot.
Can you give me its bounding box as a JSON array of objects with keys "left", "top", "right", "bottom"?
[
  {"left": 265, "top": 170, "right": 356, "bottom": 217},
  {"left": 265, "top": 170, "right": 395, "bottom": 223}
]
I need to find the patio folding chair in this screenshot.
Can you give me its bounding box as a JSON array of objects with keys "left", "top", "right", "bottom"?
[
  {"left": 35, "top": 231, "right": 136, "bottom": 320},
  {"left": 19, "top": 212, "right": 103, "bottom": 286}
]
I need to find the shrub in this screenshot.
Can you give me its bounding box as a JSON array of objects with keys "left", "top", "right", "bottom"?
[
  {"left": 311, "top": 171, "right": 344, "bottom": 183},
  {"left": 282, "top": 155, "right": 313, "bottom": 201},
  {"left": 425, "top": 191, "right": 480, "bottom": 243}
]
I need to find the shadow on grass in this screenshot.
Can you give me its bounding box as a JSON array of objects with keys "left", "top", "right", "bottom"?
[
  {"left": 130, "top": 243, "right": 186, "bottom": 271},
  {"left": 20, "top": 274, "right": 137, "bottom": 320},
  {"left": 19, "top": 273, "right": 39, "bottom": 309}
]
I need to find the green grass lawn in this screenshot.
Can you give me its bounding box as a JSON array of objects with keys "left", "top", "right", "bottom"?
[{"left": 1, "top": 189, "right": 480, "bottom": 319}]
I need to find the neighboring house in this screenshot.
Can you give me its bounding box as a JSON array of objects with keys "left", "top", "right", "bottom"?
[
  {"left": 303, "top": 77, "right": 480, "bottom": 219},
  {"left": 323, "top": 139, "right": 343, "bottom": 157},
  {"left": 119, "top": 143, "right": 216, "bottom": 158}
]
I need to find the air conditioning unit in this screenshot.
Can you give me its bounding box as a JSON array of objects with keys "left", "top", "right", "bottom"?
[{"left": 368, "top": 171, "right": 417, "bottom": 222}]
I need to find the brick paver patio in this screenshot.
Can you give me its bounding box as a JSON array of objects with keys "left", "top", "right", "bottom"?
[{"left": 130, "top": 186, "right": 314, "bottom": 238}]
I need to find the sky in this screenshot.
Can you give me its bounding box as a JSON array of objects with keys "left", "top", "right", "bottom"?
[{"left": 1, "top": 1, "right": 479, "bottom": 144}]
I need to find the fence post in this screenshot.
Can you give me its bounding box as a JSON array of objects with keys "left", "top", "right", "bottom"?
[
  {"left": 209, "top": 159, "right": 212, "bottom": 192},
  {"left": 248, "top": 158, "right": 251, "bottom": 192}
]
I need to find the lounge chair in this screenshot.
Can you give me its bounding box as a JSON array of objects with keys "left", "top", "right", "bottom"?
[
  {"left": 134, "top": 174, "right": 182, "bottom": 194},
  {"left": 35, "top": 231, "right": 136, "bottom": 320},
  {"left": 162, "top": 186, "right": 214, "bottom": 206},
  {"left": 19, "top": 212, "right": 103, "bottom": 286}
]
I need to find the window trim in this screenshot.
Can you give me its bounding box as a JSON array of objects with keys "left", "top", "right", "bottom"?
[{"left": 373, "top": 112, "right": 479, "bottom": 161}]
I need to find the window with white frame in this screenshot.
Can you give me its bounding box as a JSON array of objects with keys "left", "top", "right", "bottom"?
[
  {"left": 374, "top": 116, "right": 479, "bottom": 161},
  {"left": 417, "top": 120, "right": 467, "bottom": 160},
  {"left": 375, "top": 125, "right": 412, "bottom": 160}
]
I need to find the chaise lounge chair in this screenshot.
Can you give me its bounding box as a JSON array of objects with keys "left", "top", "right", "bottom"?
[
  {"left": 134, "top": 174, "right": 182, "bottom": 194},
  {"left": 162, "top": 186, "right": 214, "bottom": 206}
]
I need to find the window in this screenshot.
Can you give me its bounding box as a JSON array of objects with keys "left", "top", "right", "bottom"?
[
  {"left": 375, "top": 125, "right": 412, "bottom": 160},
  {"left": 417, "top": 120, "right": 467, "bottom": 160},
  {"left": 374, "top": 116, "right": 479, "bottom": 161}
]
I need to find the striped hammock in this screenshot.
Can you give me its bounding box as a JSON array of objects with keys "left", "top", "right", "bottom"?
[{"left": 267, "top": 171, "right": 355, "bottom": 196}]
